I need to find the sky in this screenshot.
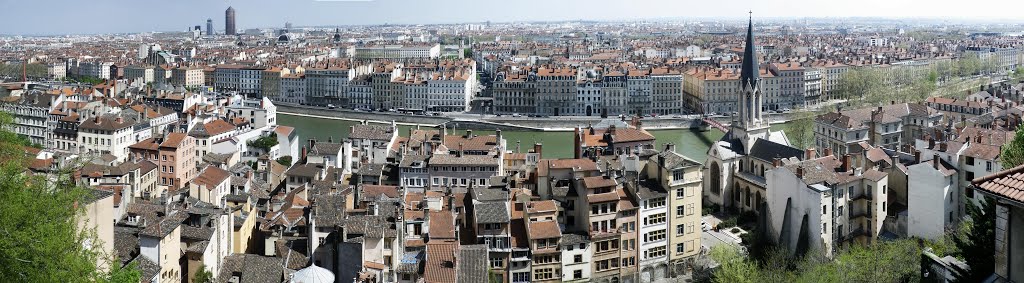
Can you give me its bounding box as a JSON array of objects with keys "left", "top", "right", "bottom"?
[{"left": 1, "top": 0, "right": 1022, "bottom": 35}]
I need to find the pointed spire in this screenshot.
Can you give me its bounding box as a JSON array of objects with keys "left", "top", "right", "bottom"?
[{"left": 740, "top": 12, "right": 759, "bottom": 88}]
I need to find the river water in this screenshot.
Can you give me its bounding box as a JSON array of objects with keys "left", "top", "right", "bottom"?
[{"left": 279, "top": 114, "right": 787, "bottom": 161}]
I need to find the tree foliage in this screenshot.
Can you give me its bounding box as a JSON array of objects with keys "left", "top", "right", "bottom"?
[
  {"left": 247, "top": 133, "right": 279, "bottom": 151},
  {"left": 0, "top": 111, "right": 138, "bottom": 282},
  {"left": 1000, "top": 125, "right": 1024, "bottom": 168},
  {"left": 951, "top": 196, "right": 996, "bottom": 282},
  {"left": 709, "top": 239, "right": 923, "bottom": 283},
  {"left": 193, "top": 264, "right": 214, "bottom": 283},
  {"left": 276, "top": 156, "right": 293, "bottom": 167},
  {"left": 785, "top": 111, "right": 817, "bottom": 150}
]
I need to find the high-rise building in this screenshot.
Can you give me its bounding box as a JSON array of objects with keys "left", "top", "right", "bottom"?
[
  {"left": 206, "top": 18, "right": 214, "bottom": 36},
  {"left": 225, "top": 7, "right": 236, "bottom": 35}
]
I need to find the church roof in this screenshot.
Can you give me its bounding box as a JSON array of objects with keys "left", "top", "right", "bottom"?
[{"left": 748, "top": 138, "right": 803, "bottom": 162}]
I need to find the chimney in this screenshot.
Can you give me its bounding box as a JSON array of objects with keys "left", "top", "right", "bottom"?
[
  {"left": 772, "top": 157, "right": 781, "bottom": 168},
  {"left": 573, "top": 127, "right": 582, "bottom": 159},
  {"left": 301, "top": 146, "right": 308, "bottom": 161},
  {"left": 458, "top": 143, "right": 464, "bottom": 157},
  {"left": 796, "top": 166, "right": 804, "bottom": 178},
  {"left": 932, "top": 154, "right": 940, "bottom": 170},
  {"left": 805, "top": 148, "right": 817, "bottom": 159},
  {"left": 664, "top": 143, "right": 676, "bottom": 152},
  {"left": 928, "top": 137, "right": 936, "bottom": 149},
  {"left": 496, "top": 129, "right": 502, "bottom": 147},
  {"left": 588, "top": 123, "right": 595, "bottom": 135},
  {"left": 823, "top": 147, "right": 833, "bottom": 157},
  {"left": 465, "top": 129, "right": 472, "bottom": 138},
  {"left": 533, "top": 143, "right": 543, "bottom": 158},
  {"left": 939, "top": 142, "right": 947, "bottom": 152},
  {"left": 843, "top": 154, "right": 852, "bottom": 172},
  {"left": 914, "top": 150, "right": 921, "bottom": 163}
]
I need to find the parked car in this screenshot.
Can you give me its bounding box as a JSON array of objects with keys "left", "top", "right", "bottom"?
[
  {"left": 511, "top": 113, "right": 522, "bottom": 117},
  {"left": 327, "top": 104, "right": 336, "bottom": 109}
]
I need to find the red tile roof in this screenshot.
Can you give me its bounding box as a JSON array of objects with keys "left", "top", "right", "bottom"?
[
  {"left": 973, "top": 164, "right": 1024, "bottom": 203},
  {"left": 424, "top": 240, "right": 458, "bottom": 283}
]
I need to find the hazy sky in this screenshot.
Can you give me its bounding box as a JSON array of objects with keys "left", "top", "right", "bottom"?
[{"left": 2, "top": 0, "right": 1022, "bottom": 35}]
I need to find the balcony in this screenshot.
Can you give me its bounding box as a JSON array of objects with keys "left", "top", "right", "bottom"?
[
  {"left": 851, "top": 191, "right": 873, "bottom": 201},
  {"left": 850, "top": 209, "right": 872, "bottom": 220}
]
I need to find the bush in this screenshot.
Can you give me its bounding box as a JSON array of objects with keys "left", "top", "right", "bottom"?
[
  {"left": 719, "top": 217, "right": 738, "bottom": 229},
  {"left": 738, "top": 211, "right": 757, "bottom": 224},
  {"left": 276, "top": 156, "right": 293, "bottom": 167},
  {"left": 247, "top": 133, "right": 279, "bottom": 151},
  {"left": 731, "top": 227, "right": 741, "bottom": 234}
]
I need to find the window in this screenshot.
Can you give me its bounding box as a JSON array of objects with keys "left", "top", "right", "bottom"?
[
  {"left": 676, "top": 224, "right": 684, "bottom": 235},
  {"left": 647, "top": 198, "right": 666, "bottom": 208},
  {"left": 823, "top": 205, "right": 827, "bottom": 214},
  {"left": 966, "top": 156, "right": 975, "bottom": 165},
  {"left": 490, "top": 257, "right": 503, "bottom": 268},
  {"left": 534, "top": 268, "right": 554, "bottom": 280},
  {"left": 574, "top": 270, "right": 582, "bottom": 279},
  {"left": 838, "top": 206, "right": 844, "bottom": 216},
  {"left": 676, "top": 188, "right": 685, "bottom": 199},
  {"left": 645, "top": 213, "right": 666, "bottom": 225},
  {"left": 987, "top": 161, "right": 993, "bottom": 172},
  {"left": 644, "top": 229, "right": 667, "bottom": 242},
  {"left": 574, "top": 255, "right": 582, "bottom": 263},
  {"left": 676, "top": 206, "right": 684, "bottom": 216},
  {"left": 646, "top": 246, "right": 666, "bottom": 259},
  {"left": 677, "top": 243, "right": 685, "bottom": 254},
  {"left": 823, "top": 223, "right": 828, "bottom": 233}
]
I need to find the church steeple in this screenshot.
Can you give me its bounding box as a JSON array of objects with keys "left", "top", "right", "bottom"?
[
  {"left": 740, "top": 12, "right": 759, "bottom": 89},
  {"left": 731, "top": 12, "right": 768, "bottom": 151}
]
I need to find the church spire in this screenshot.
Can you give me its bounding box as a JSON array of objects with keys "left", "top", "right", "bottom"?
[{"left": 740, "top": 12, "right": 759, "bottom": 88}]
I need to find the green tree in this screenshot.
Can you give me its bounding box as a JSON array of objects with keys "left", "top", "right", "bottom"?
[
  {"left": 0, "top": 111, "right": 138, "bottom": 282},
  {"left": 1000, "top": 125, "right": 1024, "bottom": 168},
  {"left": 785, "top": 111, "right": 817, "bottom": 150},
  {"left": 708, "top": 245, "right": 760, "bottom": 283},
  {"left": 247, "top": 133, "right": 279, "bottom": 151},
  {"left": 951, "top": 196, "right": 996, "bottom": 282},
  {"left": 193, "top": 264, "right": 214, "bottom": 283},
  {"left": 276, "top": 156, "right": 293, "bottom": 167}
]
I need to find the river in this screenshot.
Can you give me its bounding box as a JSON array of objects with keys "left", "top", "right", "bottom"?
[{"left": 279, "top": 114, "right": 787, "bottom": 161}]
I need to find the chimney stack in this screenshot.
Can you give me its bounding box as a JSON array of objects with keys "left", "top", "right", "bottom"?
[
  {"left": 796, "top": 166, "right": 804, "bottom": 178},
  {"left": 772, "top": 157, "right": 781, "bottom": 168},
  {"left": 914, "top": 150, "right": 921, "bottom": 163},
  {"left": 823, "top": 147, "right": 833, "bottom": 157},
  {"left": 805, "top": 148, "right": 817, "bottom": 159},
  {"left": 533, "top": 143, "right": 543, "bottom": 158},
  {"left": 458, "top": 143, "right": 464, "bottom": 157},
  {"left": 843, "top": 154, "right": 852, "bottom": 172},
  {"left": 933, "top": 154, "right": 940, "bottom": 170}
]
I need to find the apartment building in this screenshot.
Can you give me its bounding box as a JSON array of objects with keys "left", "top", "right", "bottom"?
[
  {"left": 650, "top": 68, "right": 683, "bottom": 116},
  {"left": 171, "top": 67, "right": 205, "bottom": 88},
  {"left": 766, "top": 153, "right": 889, "bottom": 256},
  {"left": 128, "top": 132, "right": 198, "bottom": 195},
  {"left": 79, "top": 113, "right": 137, "bottom": 162},
  {"left": 124, "top": 66, "right": 155, "bottom": 84},
  {"left": 648, "top": 147, "right": 703, "bottom": 267},
  {"left": 815, "top": 103, "right": 942, "bottom": 155},
  {"left": 536, "top": 67, "right": 577, "bottom": 116}
]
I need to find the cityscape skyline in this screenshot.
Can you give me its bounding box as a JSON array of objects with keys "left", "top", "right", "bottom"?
[{"left": 2, "top": 0, "right": 1024, "bottom": 35}]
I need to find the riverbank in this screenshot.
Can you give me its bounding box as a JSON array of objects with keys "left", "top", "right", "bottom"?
[{"left": 276, "top": 103, "right": 794, "bottom": 132}]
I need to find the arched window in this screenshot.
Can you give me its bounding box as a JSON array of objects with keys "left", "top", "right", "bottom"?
[{"left": 745, "top": 187, "right": 751, "bottom": 207}]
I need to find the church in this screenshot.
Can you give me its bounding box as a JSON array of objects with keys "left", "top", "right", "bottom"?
[{"left": 703, "top": 16, "right": 804, "bottom": 214}]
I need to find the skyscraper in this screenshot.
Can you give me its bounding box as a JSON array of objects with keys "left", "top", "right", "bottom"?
[
  {"left": 206, "top": 18, "right": 214, "bottom": 36},
  {"left": 225, "top": 7, "right": 236, "bottom": 35}
]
